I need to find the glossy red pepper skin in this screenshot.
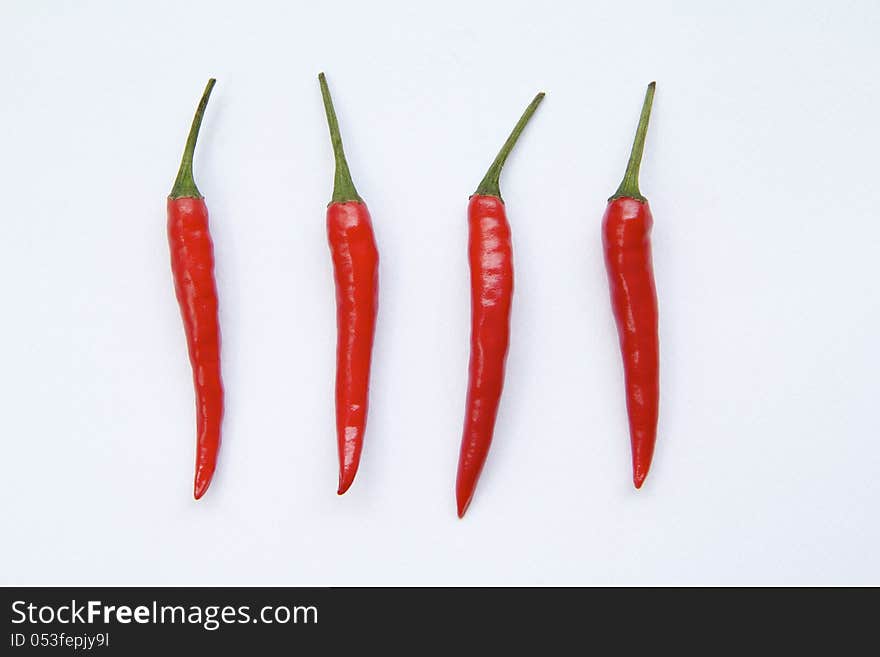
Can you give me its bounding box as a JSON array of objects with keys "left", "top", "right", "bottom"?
[
  {"left": 603, "top": 82, "right": 660, "bottom": 488},
  {"left": 455, "top": 92, "right": 544, "bottom": 517},
  {"left": 319, "top": 73, "right": 380, "bottom": 494},
  {"left": 167, "top": 196, "right": 224, "bottom": 499},
  {"left": 327, "top": 201, "right": 379, "bottom": 494},
  {"left": 603, "top": 197, "right": 658, "bottom": 488},
  {"left": 167, "top": 79, "right": 223, "bottom": 500},
  {"left": 456, "top": 194, "right": 514, "bottom": 517}
]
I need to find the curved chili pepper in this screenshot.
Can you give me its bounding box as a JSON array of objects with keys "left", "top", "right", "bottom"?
[
  {"left": 456, "top": 92, "right": 545, "bottom": 518},
  {"left": 318, "top": 73, "right": 380, "bottom": 495},
  {"left": 603, "top": 82, "right": 660, "bottom": 489},
  {"left": 167, "top": 79, "right": 224, "bottom": 500}
]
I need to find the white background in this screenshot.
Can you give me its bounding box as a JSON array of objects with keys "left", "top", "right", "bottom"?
[{"left": 1, "top": 0, "right": 878, "bottom": 586}]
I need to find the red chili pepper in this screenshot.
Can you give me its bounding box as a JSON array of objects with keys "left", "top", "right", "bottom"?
[
  {"left": 603, "top": 82, "right": 660, "bottom": 489},
  {"left": 167, "top": 79, "right": 224, "bottom": 500},
  {"left": 456, "top": 93, "right": 545, "bottom": 518},
  {"left": 318, "top": 73, "right": 380, "bottom": 495}
]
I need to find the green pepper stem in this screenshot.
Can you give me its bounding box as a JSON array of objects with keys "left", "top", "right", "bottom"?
[
  {"left": 475, "top": 92, "right": 545, "bottom": 200},
  {"left": 169, "top": 78, "right": 216, "bottom": 200},
  {"left": 318, "top": 72, "right": 362, "bottom": 204},
  {"left": 611, "top": 81, "right": 656, "bottom": 202}
]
